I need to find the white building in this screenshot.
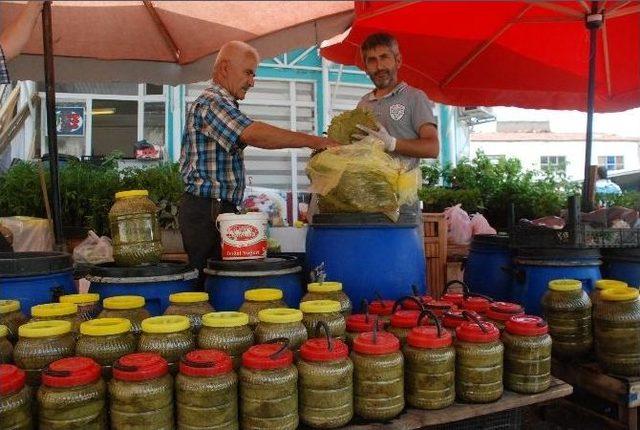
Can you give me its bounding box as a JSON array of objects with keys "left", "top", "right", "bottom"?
[{"left": 470, "top": 121, "right": 640, "bottom": 181}]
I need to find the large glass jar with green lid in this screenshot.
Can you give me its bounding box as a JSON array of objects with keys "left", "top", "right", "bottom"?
[
  {"left": 99, "top": 295, "right": 151, "bottom": 336},
  {"left": 198, "top": 311, "right": 254, "bottom": 370},
  {"left": 108, "top": 189, "right": 163, "bottom": 266},
  {"left": 0, "top": 299, "right": 28, "bottom": 343},
  {"left": 238, "top": 288, "right": 287, "bottom": 329}
]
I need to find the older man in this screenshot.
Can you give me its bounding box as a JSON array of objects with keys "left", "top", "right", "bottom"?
[{"left": 179, "top": 41, "right": 337, "bottom": 281}]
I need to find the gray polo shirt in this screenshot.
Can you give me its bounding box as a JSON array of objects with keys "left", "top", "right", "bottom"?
[{"left": 357, "top": 81, "right": 437, "bottom": 170}]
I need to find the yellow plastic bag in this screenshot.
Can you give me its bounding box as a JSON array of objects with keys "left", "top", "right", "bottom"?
[{"left": 306, "top": 137, "right": 419, "bottom": 221}]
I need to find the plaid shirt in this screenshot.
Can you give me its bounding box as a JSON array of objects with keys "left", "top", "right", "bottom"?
[
  {"left": 0, "top": 45, "right": 10, "bottom": 84},
  {"left": 179, "top": 83, "right": 253, "bottom": 205}
]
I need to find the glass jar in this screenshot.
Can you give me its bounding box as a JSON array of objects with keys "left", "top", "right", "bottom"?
[
  {"left": 0, "top": 325, "right": 13, "bottom": 364},
  {"left": 301, "top": 282, "right": 352, "bottom": 316},
  {"left": 76, "top": 318, "right": 137, "bottom": 378},
  {"left": 367, "top": 299, "right": 394, "bottom": 327},
  {"left": 109, "top": 189, "right": 164, "bottom": 267},
  {"left": 593, "top": 287, "right": 640, "bottom": 376},
  {"left": 0, "top": 364, "right": 32, "bottom": 430},
  {"left": 38, "top": 357, "right": 107, "bottom": 429},
  {"left": 198, "top": 312, "right": 254, "bottom": 370},
  {"left": 345, "top": 314, "right": 385, "bottom": 349},
  {"left": 441, "top": 280, "right": 467, "bottom": 307},
  {"left": 13, "top": 320, "right": 75, "bottom": 386},
  {"left": 462, "top": 296, "right": 492, "bottom": 315},
  {"left": 351, "top": 331, "right": 404, "bottom": 421},
  {"left": 254, "top": 308, "right": 308, "bottom": 351},
  {"left": 31, "top": 302, "right": 81, "bottom": 335},
  {"left": 591, "top": 279, "right": 628, "bottom": 307},
  {"left": 109, "top": 352, "right": 174, "bottom": 430},
  {"left": 443, "top": 310, "right": 482, "bottom": 340},
  {"left": 425, "top": 299, "right": 458, "bottom": 318},
  {"left": 298, "top": 328, "right": 353, "bottom": 428},
  {"left": 403, "top": 312, "right": 455, "bottom": 410},
  {"left": 99, "top": 295, "right": 151, "bottom": 337},
  {"left": 455, "top": 317, "right": 503, "bottom": 403},
  {"left": 502, "top": 315, "right": 552, "bottom": 394},
  {"left": 164, "top": 292, "right": 214, "bottom": 333},
  {"left": 300, "top": 300, "right": 346, "bottom": 341},
  {"left": 176, "top": 349, "right": 238, "bottom": 430},
  {"left": 138, "top": 315, "right": 195, "bottom": 373},
  {"left": 238, "top": 288, "right": 287, "bottom": 329},
  {"left": 485, "top": 301, "right": 524, "bottom": 332},
  {"left": 239, "top": 343, "right": 298, "bottom": 430},
  {"left": 0, "top": 299, "right": 28, "bottom": 343},
  {"left": 59, "top": 293, "right": 101, "bottom": 322},
  {"left": 541, "top": 279, "right": 593, "bottom": 358}
]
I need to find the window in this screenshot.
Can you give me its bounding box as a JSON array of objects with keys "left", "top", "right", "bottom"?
[
  {"left": 598, "top": 155, "right": 624, "bottom": 171},
  {"left": 540, "top": 155, "right": 566, "bottom": 173}
]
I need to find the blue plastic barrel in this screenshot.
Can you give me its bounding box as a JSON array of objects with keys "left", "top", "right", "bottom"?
[
  {"left": 0, "top": 252, "right": 75, "bottom": 316},
  {"left": 602, "top": 248, "right": 640, "bottom": 287},
  {"left": 87, "top": 262, "right": 198, "bottom": 315},
  {"left": 204, "top": 256, "right": 303, "bottom": 311},
  {"left": 306, "top": 212, "right": 427, "bottom": 313},
  {"left": 511, "top": 248, "right": 602, "bottom": 316},
  {"left": 464, "top": 234, "right": 512, "bottom": 301}
]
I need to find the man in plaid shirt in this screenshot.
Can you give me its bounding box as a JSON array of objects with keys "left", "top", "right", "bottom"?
[
  {"left": 179, "top": 41, "right": 337, "bottom": 281},
  {"left": 0, "top": 2, "right": 43, "bottom": 84}
]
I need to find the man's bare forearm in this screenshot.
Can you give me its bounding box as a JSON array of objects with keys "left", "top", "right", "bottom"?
[{"left": 240, "top": 121, "right": 333, "bottom": 150}]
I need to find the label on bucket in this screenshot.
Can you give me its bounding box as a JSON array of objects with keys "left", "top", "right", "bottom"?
[{"left": 217, "top": 213, "right": 268, "bottom": 260}]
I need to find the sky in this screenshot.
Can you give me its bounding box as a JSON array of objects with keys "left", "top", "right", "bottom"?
[{"left": 473, "top": 107, "right": 640, "bottom": 138}]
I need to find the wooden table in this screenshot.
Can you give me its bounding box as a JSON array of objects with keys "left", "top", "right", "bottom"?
[{"left": 309, "top": 377, "right": 572, "bottom": 430}]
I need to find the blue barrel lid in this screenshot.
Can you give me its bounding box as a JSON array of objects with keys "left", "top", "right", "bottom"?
[
  {"left": 516, "top": 248, "right": 601, "bottom": 260},
  {"left": 86, "top": 261, "right": 192, "bottom": 278},
  {"left": 0, "top": 252, "right": 72, "bottom": 278},
  {"left": 312, "top": 212, "right": 419, "bottom": 226},
  {"left": 207, "top": 256, "right": 299, "bottom": 272},
  {"left": 472, "top": 234, "right": 510, "bottom": 247}
]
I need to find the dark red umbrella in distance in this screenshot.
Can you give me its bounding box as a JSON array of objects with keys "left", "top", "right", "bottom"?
[{"left": 321, "top": 1, "right": 640, "bottom": 207}]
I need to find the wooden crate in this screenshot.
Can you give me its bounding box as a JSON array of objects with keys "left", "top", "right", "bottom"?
[
  {"left": 423, "top": 213, "right": 447, "bottom": 298},
  {"left": 552, "top": 358, "right": 640, "bottom": 429}
]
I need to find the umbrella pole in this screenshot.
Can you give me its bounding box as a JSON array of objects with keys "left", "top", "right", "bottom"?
[
  {"left": 42, "top": 0, "right": 64, "bottom": 249},
  {"left": 581, "top": 3, "right": 603, "bottom": 212}
]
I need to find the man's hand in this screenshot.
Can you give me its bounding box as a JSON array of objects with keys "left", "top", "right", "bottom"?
[
  {"left": 314, "top": 137, "right": 340, "bottom": 150},
  {"left": 352, "top": 121, "right": 397, "bottom": 152}
]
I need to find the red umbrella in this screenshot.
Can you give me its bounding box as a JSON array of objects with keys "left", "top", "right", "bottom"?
[{"left": 321, "top": 1, "right": 640, "bottom": 208}]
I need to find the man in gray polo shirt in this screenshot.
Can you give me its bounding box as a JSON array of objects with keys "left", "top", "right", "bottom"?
[{"left": 353, "top": 33, "right": 439, "bottom": 171}]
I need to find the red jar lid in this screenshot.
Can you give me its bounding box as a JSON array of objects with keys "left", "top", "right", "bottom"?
[
  {"left": 441, "top": 292, "right": 464, "bottom": 306},
  {"left": 42, "top": 357, "right": 101, "bottom": 388},
  {"left": 390, "top": 310, "right": 421, "bottom": 328},
  {"left": 113, "top": 352, "right": 168, "bottom": 382},
  {"left": 346, "top": 314, "right": 385, "bottom": 333},
  {"left": 242, "top": 343, "right": 293, "bottom": 370},
  {"left": 486, "top": 302, "right": 524, "bottom": 321},
  {"left": 353, "top": 331, "right": 400, "bottom": 355},
  {"left": 425, "top": 300, "right": 457, "bottom": 316},
  {"left": 442, "top": 310, "right": 470, "bottom": 329},
  {"left": 300, "top": 338, "right": 349, "bottom": 362},
  {"left": 368, "top": 300, "right": 394, "bottom": 316},
  {"left": 505, "top": 315, "right": 549, "bottom": 336},
  {"left": 456, "top": 321, "right": 500, "bottom": 343},
  {"left": 179, "top": 349, "right": 233, "bottom": 377},
  {"left": 407, "top": 326, "right": 452, "bottom": 349},
  {"left": 402, "top": 295, "right": 433, "bottom": 310},
  {"left": 462, "top": 296, "right": 491, "bottom": 314},
  {"left": 0, "top": 364, "right": 26, "bottom": 396}
]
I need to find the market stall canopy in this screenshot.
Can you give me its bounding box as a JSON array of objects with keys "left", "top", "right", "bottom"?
[
  {"left": 2, "top": 0, "right": 354, "bottom": 84},
  {"left": 321, "top": 1, "right": 640, "bottom": 113}
]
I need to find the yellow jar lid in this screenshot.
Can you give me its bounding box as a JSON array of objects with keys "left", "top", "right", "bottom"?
[
  {"left": 202, "top": 311, "right": 249, "bottom": 328},
  {"left": 0, "top": 299, "right": 20, "bottom": 314},
  {"left": 258, "top": 308, "right": 302, "bottom": 324},
  {"left": 300, "top": 300, "right": 341, "bottom": 314},
  {"left": 103, "top": 295, "right": 145, "bottom": 310},
  {"left": 244, "top": 288, "right": 283, "bottom": 302},
  {"left": 115, "top": 189, "right": 148, "bottom": 199},
  {"left": 60, "top": 293, "right": 100, "bottom": 305},
  {"left": 31, "top": 302, "right": 78, "bottom": 318},
  {"left": 81, "top": 318, "right": 131, "bottom": 336},
  {"left": 19, "top": 320, "right": 71, "bottom": 338},
  {"left": 548, "top": 279, "right": 582, "bottom": 292},
  {"left": 307, "top": 282, "right": 343, "bottom": 293},
  {"left": 141, "top": 315, "right": 190, "bottom": 334},
  {"left": 169, "top": 292, "right": 209, "bottom": 304},
  {"left": 595, "top": 279, "right": 628, "bottom": 290},
  {"left": 601, "top": 287, "right": 640, "bottom": 302},
  {"left": 0, "top": 325, "right": 7, "bottom": 337}
]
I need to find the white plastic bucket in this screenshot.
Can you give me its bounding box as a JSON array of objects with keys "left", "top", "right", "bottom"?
[{"left": 216, "top": 213, "right": 268, "bottom": 260}]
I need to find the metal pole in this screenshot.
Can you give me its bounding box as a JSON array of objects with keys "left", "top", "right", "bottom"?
[
  {"left": 42, "top": 1, "right": 64, "bottom": 248},
  {"left": 581, "top": 2, "right": 602, "bottom": 212}
]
